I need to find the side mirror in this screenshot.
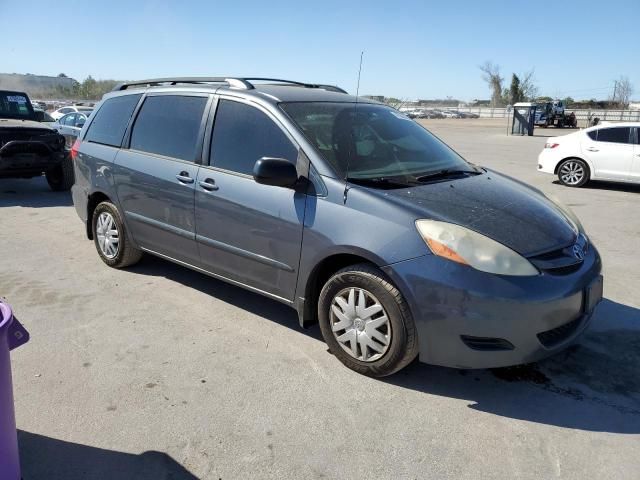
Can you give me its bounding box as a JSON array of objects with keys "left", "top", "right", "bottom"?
[
  {"left": 253, "top": 157, "right": 299, "bottom": 188},
  {"left": 34, "top": 110, "right": 45, "bottom": 122}
]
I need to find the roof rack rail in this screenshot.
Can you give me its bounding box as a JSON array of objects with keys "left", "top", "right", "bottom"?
[
  {"left": 112, "top": 77, "right": 347, "bottom": 94},
  {"left": 112, "top": 77, "right": 250, "bottom": 91}
]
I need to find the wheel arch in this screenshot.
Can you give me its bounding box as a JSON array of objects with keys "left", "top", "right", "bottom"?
[
  {"left": 85, "top": 190, "right": 112, "bottom": 239},
  {"left": 297, "top": 250, "right": 385, "bottom": 328},
  {"left": 555, "top": 155, "right": 593, "bottom": 176}
]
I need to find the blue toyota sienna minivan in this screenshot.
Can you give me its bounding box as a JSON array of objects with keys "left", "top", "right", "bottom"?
[{"left": 71, "top": 77, "right": 603, "bottom": 376}]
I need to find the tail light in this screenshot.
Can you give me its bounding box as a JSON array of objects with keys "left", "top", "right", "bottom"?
[
  {"left": 70, "top": 138, "right": 81, "bottom": 160},
  {"left": 544, "top": 143, "right": 559, "bottom": 149}
]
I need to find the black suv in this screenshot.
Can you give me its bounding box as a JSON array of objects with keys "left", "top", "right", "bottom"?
[{"left": 0, "top": 90, "right": 72, "bottom": 191}]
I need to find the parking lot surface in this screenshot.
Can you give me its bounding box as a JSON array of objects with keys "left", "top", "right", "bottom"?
[{"left": 2, "top": 119, "right": 639, "bottom": 479}]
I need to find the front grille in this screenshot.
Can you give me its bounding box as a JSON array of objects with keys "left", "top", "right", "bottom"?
[
  {"left": 528, "top": 235, "right": 588, "bottom": 275},
  {"left": 536, "top": 316, "right": 583, "bottom": 348},
  {"left": 461, "top": 335, "right": 514, "bottom": 351},
  {"left": 544, "top": 263, "right": 582, "bottom": 275}
]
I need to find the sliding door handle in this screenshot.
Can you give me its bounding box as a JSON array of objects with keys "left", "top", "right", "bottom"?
[{"left": 176, "top": 171, "right": 194, "bottom": 184}]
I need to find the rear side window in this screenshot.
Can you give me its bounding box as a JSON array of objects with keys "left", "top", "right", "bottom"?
[
  {"left": 85, "top": 94, "right": 141, "bottom": 147},
  {"left": 596, "top": 127, "right": 631, "bottom": 144},
  {"left": 587, "top": 130, "right": 597, "bottom": 140},
  {"left": 61, "top": 114, "right": 76, "bottom": 126},
  {"left": 210, "top": 100, "right": 297, "bottom": 175},
  {"left": 130, "top": 95, "right": 208, "bottom": 162}
]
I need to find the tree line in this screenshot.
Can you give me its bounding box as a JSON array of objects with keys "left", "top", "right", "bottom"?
[
  {"left": 479, "top": 61, "right": 634, "bottom": 109},
  {"left": 43, "top": 73, "right": 121, "bottom": 100}
]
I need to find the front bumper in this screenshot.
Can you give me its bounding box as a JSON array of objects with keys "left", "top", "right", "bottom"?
[
  {"left": 0, "top": 140, "right": 66, "bottom": 178},
  {"left": 382, "top": 244, "right": 602, "bottom": 369}
]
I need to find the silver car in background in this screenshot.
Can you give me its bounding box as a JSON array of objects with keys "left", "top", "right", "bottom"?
[{"left": 54, "top": 112, "right": 90, "bottom": 148}]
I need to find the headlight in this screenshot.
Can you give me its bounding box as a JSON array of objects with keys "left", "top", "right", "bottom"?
[
  {"left": 545, "top": 194, "right": 584, "bottom": 234},
  {"left": 415, "top": 220, "right": 539, "bottom": 276}
]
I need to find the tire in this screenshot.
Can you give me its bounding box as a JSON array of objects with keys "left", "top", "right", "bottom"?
[
  {"left": 318, "top": 264, "right": 419, "bottom": 377},
  {"left": 557, "top": 158, "right": 590, "bottom": 187},
  {"left": 45, "top": 154, "right": 74, "bottom": 191},
  {"left": 92, "top": 201, "right": 143, "bottom": 268}
]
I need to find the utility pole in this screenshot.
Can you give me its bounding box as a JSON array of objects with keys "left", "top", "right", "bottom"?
[{"left": 612, "top": 80, "right": 618, "bottom": 106}]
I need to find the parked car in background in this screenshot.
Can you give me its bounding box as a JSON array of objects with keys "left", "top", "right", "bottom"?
[
  {"left": 442, "top": 110, "right": 464, "bottom": 119},
  {"left": 0, "top": 90, "right": 72, "bottom": 190},
  {"left": 72, "top": 76, "right": 602, "bottom": 376},
  {"left": 54, "top": 112, "right": 90, "bottom": 148},
  {"left": 537, "top": 122, "right": 639, "bottom": 187},
  {"left": 50, "top": 105, "right": 94, "bottom": 120}
]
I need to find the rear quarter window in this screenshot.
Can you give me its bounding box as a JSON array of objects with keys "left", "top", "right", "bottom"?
[{"left": 85, "top": 94, "right": 141, "bottom": 147}]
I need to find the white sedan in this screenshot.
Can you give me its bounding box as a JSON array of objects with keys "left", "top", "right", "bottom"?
[
  {"left": 537, "top": 122, "right": 640, "bottom": 187},
  {"left": 50, "top": 105, "right": 94, "bottom": 121}
]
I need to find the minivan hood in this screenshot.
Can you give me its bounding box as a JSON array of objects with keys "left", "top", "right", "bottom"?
[{"left": 376, "top": 171, "right": 576, "bottom": 256}]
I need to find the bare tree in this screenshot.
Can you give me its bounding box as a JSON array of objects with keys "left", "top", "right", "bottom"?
[
  {"left": 479, "top": 61, "right": 504, "bottom": 107},
  {"left": 519, "top": 69, "right": 539, "bottom": 101},
  {"left": 612, "top": 76, "right": 633, "bottom": 108}
]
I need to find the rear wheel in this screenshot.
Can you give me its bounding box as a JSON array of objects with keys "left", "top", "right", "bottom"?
[
  {"left": 318, "top": 264, "right": 418, "bottom": 377},
  {"left": 92, "top": 201, "right": 143, "bottom": 268},
  {"left": 45, "top": 154, "right": 74, "bottom": 191},
  {"left": 558, "top": 158, "right": 589, "bottom": 187}
]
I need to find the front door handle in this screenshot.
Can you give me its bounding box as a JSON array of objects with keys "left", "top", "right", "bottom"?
[
  {"left": 176, "top": 171, "right": 194, "bottom": 184},
  {"left": 199, "top": 178, "right": 219, "bottom": 191},
  {"left": 586, "top": 147, "right": 599, "bottom": 152}
]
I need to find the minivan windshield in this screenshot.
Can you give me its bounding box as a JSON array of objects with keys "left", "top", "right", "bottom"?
[{"left": 281, "top": 102, "right": 475, "bottom": 184}]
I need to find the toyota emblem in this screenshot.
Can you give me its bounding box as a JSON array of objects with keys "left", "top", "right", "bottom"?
[{"left": 572, "top": 243, "right": 585, "bottom": 261}]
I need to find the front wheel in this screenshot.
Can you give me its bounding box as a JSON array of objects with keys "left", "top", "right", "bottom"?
[
  {"left": 558, "top": 158, "right": 589, "bottom": 187},
  {"left": 318, "top": 264, "right": 418, "bottom": 377}
]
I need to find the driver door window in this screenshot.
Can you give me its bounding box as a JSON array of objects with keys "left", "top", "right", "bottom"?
[{"left": 209, "top": 99, "right": 298, "bottom": 175}]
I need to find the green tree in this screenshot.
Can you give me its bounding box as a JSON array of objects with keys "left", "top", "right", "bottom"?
[
  {"left": 509, "top": 74, "right": 522, "bottom": 104},
  {"left": 80, "top": 76, "right": 98, "bottom": 99}
]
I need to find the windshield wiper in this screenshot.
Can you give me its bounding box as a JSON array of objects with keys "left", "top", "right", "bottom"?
[
  {"left": 346, "top": 177, "right": 413, "bottom": 189},
  {"left": 414, "top": 169, "right": 481, "bottom": 183}
]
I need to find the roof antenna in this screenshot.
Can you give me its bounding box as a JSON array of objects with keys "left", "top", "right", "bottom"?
[{"left": 343, "top": 51, "right": 364, "bottom": 204}]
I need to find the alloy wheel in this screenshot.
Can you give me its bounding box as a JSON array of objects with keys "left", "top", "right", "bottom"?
[{"left": 560, "top": 161, "right": 584, "bottom": 185}]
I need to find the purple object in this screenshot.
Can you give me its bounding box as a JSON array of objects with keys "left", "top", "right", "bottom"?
[{"left": 0, "top": 301, "right": 24, "bottom": 480}]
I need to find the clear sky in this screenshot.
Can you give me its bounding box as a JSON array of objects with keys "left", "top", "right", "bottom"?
[{"left": 2, "top": 0, "right": 638, "bottom": 101}]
